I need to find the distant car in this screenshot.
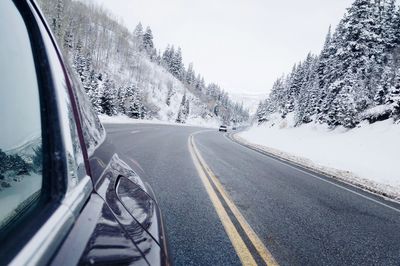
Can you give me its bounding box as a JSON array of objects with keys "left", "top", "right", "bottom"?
[
  {"left": 0, "top": 1, "right": 169, "bottom": 265},
  {"left": 232, "top": 126, "right": 237, "bottom": 130},
  {"left": 219, "top": 125, "right": 228, "bottom": 132}
]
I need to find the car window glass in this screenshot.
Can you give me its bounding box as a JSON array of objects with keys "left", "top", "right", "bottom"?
[
  {"left": 37, "top": 19, "right": 87, "bottom": 189},
  {"left": 67, "top": 66, "right": 106, "bottom": 156},
  {"left": 0, "top": 1, "right": 43, "bottom": 228}
]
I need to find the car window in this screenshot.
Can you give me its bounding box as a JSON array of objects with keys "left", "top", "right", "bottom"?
[
  {"left": 36, "top": 12, "right": 88, "bottom": 189},
  {"left": 67, "top": 66, "right": 106, "bottom": 156},
  {"left": 0, "top": 0, "right": 43, "bottom": 229}
]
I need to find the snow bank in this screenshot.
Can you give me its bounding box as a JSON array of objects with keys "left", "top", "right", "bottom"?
[{"left": 239, "top": 117, "right": 400, "bottom": 199}]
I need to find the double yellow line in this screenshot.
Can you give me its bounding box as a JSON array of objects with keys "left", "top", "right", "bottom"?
[{"left": 188, "top": 134, "right": 278, "bottom": 266}]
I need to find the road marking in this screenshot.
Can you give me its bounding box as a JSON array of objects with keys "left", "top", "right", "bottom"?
[
  {"left": 228, "top": 134, "right": 400, "bottom": 214},
  {"left": 128, "top": 158, "right": 145, "bottom": 173},
  {"left": 189, "top": 134, "right": 279, "bottom": 266},
  {"left": 131, "top": 130, "right": 140, "bottom": 134}
]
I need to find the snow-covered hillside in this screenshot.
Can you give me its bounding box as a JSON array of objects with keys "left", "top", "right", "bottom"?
[
  {"left": 256, "top": 0, "right": 400, "bottom": 129},
  {"left": 239, "top": 114, "right": 400, "bottom": 199},
  {"left": 37, "top": 0, "right": 249, "bottom": 126},
  {"left": 245, "top": 0, "right": 400, "bottom": 199}
]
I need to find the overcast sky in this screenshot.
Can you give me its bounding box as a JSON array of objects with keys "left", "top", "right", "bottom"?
[{"left": 91, "top": 0, "right": 353, "bottom": 94}]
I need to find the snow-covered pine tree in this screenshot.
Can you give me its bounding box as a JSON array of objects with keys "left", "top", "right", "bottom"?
[
  {"left": 162, "top": 45, "right": 174, "bottom": 71},
  {"left": 374, "top": 64, "right": 394, "bottom": 105},
  {"left": 386, "top": 68, "right": 400, "bottom": 116},
  {"left": 100, "top": 78, "right": 117, "bottom": 116},
  {"left": 73, "top": 39, "right": 86, "bottom": 81},
  {"left": 176, "top": 92, "right": 187, "bottom": 123},
  {"left": 170, "top": 47, "right": 184, "bottom": 79},
  {"left": 379, "top": 0, "right": 397, "bottom": 50},
  {"left": 256, "top": 101, "right": 267, "bottom": 124},
  {"left": 133, "top": 22, "right": 144, "bottom": 51},
  {"left": 186, "top": 63, "right": 195, "bottom": 85},
  {"left": 143, "top": 26, "right": 154, "bottom": 55}
]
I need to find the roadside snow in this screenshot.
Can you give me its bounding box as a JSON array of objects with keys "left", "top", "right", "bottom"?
[
  {"left": 239, "top": 117, "right": 400, "bottom": 200},
  {"left": 99, "top": 114, "right": 219, "bottom": 128},
  {"left": 0, "top": 173, "right": 41, "bottom": 223}
]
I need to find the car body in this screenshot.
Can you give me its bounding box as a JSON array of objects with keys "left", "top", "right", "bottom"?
[
  {"left": 232, "top": 127, "right": 237, "bottom": 130},
  {"left": 0, "top": 1, "right": 169, "bottom": 265},
  {"left": 219, "top": 125, "right": 228, "bottom": 132}
]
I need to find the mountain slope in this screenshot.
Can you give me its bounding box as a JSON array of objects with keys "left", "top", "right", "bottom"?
[{"left": 37, "top": 0, "right": 249, "bottom": 126}]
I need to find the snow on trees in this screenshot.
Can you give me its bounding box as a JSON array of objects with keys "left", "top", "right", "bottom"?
[
  {"left": 143, "top": 26, "right": 154, "bottom": 54},
  {"left": 37, "top": 0, "right": 249, "bottom": 125},
  {"left": 258, "top": 0, "right": 400, "bottom": 128}
]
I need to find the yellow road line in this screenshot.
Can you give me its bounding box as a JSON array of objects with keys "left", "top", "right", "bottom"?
[
  {"left": 189, "top": 134, "right": 279, "bottom": 266},
  {"left": 188, "top": 136, "right": 257, "bottom": 265}
]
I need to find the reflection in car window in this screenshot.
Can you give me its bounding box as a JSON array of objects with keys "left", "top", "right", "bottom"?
[
  {"left": 37, "top": 17, "right": 87, "bottom": 188},
  {"left": 0, "top": 1, "right": 43, "bottom": 228},
  {"left": 67, "top": 66, "right": 106, "bottom": 156}
]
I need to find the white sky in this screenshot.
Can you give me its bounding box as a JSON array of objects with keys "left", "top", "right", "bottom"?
[{"left": 90, "top": 0, "right": 353, "bottom": 94}]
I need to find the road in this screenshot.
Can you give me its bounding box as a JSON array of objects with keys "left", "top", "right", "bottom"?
[{"left": 105, "top": 123, "right": 400, "bottom": 266}]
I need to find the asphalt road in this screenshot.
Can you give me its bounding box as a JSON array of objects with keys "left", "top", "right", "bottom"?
[{"left": 105, "top": 123, "right": 400, "bottom": 266}]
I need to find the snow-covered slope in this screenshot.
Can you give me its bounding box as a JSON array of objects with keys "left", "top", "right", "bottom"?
[
  {"left": 37, "top": 0, "right": 249, "bottom": 127},
  {"left": 239, "top": 114, "right": 400, "bottom": 199}
]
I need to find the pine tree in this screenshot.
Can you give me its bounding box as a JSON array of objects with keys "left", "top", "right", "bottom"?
[
  {"left": 176, "top": 92, "right": 187, "bottom": 123},
  {"left": 162, "top": 45, "right": 174, "bottom": 70},
  {"left": 143, "top": 26, "right": 154, "bottom": 54},
  {"left": 170, "top": 47, "right": 184, "bottom": 79},
  {"left": 116, "top": 87, "right": 126, "bottom": 114},
  {"left": 100, "top": 79, "right": 116, "bottom": 116},
  {"left": 374, "top": 64, "right": 394, "bottom": 105},
  {"left": 256, "top": 101, "right": 267, "bottom": 124},
  {"left": 379, "top": 0, "right": 397, "bottom": 50},
  {"left": 186, "top": 63, "right": 195, "bottom": 85},
  {"left": 317, "top": 26, "right": 332, "bottom": 89},
  {"left": 73, "top": 39, "right": 89, "bottom": 85},
  {"left": 341, "top": 0, "right": 382, "bottom": 74},
  {"left": 133, "top": 22, "right": 144, "bottom": 51},
  {"left": 123, "top": 85, "right": 137, "bottom": 117},
  {"left": 386, "top": 68, "right": 400, "bottom": 116}
]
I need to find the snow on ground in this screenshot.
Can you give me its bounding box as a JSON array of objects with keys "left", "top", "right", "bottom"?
[
  {"left": 239, "top": 115, "right": 400, "bottom": 200},
  {"left": 0, "top": 173, "right": 41, "bottom": 223},
  {"left": 99, "top": 114, "right": 220, "bottom": 128}
]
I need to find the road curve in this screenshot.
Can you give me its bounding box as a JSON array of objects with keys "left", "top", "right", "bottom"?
[{"left": 104, "top": 123, "right": 400, "bottom": 266}]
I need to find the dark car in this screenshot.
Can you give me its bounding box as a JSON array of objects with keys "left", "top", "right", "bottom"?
[
  {"left": 219, "top": 125, "right": 228, "bottom": 132},
  {"left": 0, "top": 1, "right": 169, "bottom": 265}
]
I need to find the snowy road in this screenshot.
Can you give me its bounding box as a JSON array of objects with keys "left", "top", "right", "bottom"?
[{"left": 104, "top": 123, "right": 400, "bottom": 266}]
